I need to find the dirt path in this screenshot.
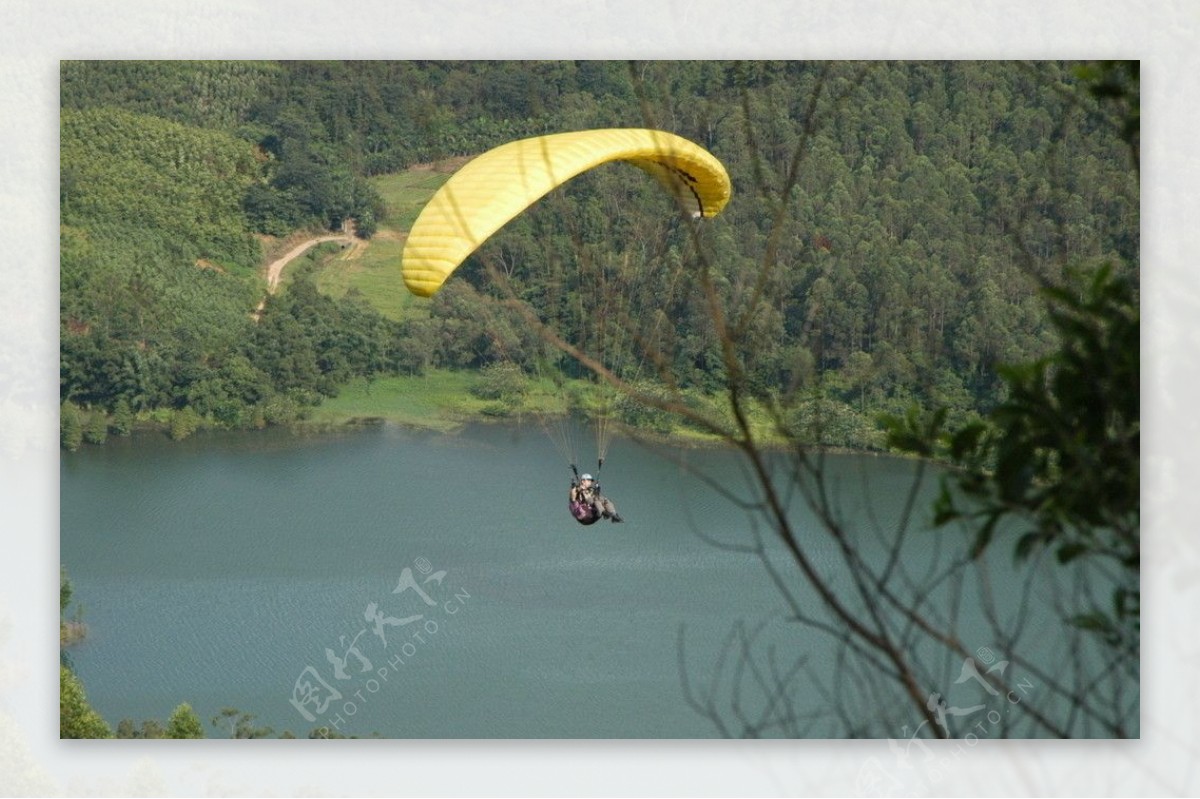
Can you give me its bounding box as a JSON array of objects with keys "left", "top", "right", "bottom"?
[
  {"left": 264, "top": 233, "right": 352, "bottom": 291},
  {"left": 253, "top": 223, "right": 357, "bottom": 318}
]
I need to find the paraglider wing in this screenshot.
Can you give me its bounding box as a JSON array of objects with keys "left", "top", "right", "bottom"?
[{"left": 402, "top": 128, "right": 732, "bottom": 297}]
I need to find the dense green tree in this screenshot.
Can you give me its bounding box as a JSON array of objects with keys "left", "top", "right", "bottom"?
[
  {"left": 115, "top": 718, "right": 166, "bottom": 739},
  {"left": 60, "top": 108, "right": 261, "bottom": 268},
  {"left": 60, "top": 401, "right": 83, "bottom": 451},
  {"left": 167, "top": 703, "right": 206, "bottom": 739},
  {"left": 83, "top": 411, "right": 108, "bottom": 445},
  {"left": 210, "top": 707, "right": 274, "bottom": 739},
  {"left": 61, "top": 60, "right": 280, "bottom": 130},
  {"left": 884, "top": 61, "right": 1140, "bottom": 664},
  {"left": 60, "top": 666, "right": 113, "bottom": 739},
  {"left": 110, "top": 397, "right": 134, "bottom": 436},
  {"left": 471, "top": 362, "right": 529, "bottom": 402},
  {"left": 169, "top": 407, "right": 202, "bottom": 441}
]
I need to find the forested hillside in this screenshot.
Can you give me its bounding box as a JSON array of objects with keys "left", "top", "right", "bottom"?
[{"left": 59, "top": 61, "right": 1138, "bottom": 448}]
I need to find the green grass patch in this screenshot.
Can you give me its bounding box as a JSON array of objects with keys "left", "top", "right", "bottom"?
[
  {"left": 371, "top": 169, "right": 453, "bottom": 231},
  {"left": 312, "top": 236, "right": 425, "bottom": 321},
  {"left": 308, "top": 371, "right": 501, "bottom": 430},
  {"left": 306, "top": 370, "right": 575, "bottom": 431},
  {"left": 296, "top": 166, "right": 458, "bottom": 320}
]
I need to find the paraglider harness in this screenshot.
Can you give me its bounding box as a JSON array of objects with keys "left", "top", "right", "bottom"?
[{"left": 568, "top": 462, "right": 604, "bottom": 526}]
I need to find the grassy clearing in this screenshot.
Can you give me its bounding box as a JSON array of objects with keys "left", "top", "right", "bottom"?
[
  {"left": 289, "top": 363, "right": 875, "bottom": 457},
  {"left": 313, "top": 235, "right": 423, "bottom": 321},
  {"left": 304, "top": 370, "right": 585, "bottom": 431},
  {"left": 303, "top": 368, "right": 752, "bottom": 447},
  {"left": 305, "top": 370, "right": 568, "bottom": 431},
  {"left": 308, "top": 372, "right": 484, "bottom": 430},
  {"left": 297, "top": 166, "right": 459, "bottom": 321},
  {"left": 371, "top": 167, "right": 455, "bottom": 231}
]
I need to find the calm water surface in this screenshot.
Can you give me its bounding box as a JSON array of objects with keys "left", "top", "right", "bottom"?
[{"left": 60, "top": 422, "right": 1067, "bottom": 738}]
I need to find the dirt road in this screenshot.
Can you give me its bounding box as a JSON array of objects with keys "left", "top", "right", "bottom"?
[
  {"left": 264, "top": 233, "right": 353, "bottom": 291},
  {"left": 253, "top": 223, "right": 358, "bottom": 318}
]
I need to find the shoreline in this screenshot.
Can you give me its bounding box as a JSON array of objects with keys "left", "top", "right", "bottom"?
[
  {"left": 291, "top": 373, "right": 903, "bottom": 457},
  {"left": 107, "top": 394, "right": 905, "bottom": 461},
  {"left": 70, "top": 371, "right": 908, "bottom": 459}
]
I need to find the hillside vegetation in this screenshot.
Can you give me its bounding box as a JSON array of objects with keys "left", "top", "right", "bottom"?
[{"left": 59, "top": 61, "right": 1137, "bottom": 448}]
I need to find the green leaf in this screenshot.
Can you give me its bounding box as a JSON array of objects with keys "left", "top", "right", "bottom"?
[
  {"left": 969, "top": 514, "right": 1000, "bottom": 560},
  {"left": 932, "top": 483, "right": 961, "bottom": 527},
  {"left": 1070, "top": 612, "right": 1114, "bottom": 634},
  {"left": 1055, "top": 542, "right": 1089, "bottom": 564},
  {"left": 1014, "top": 530, "right": 1045, "bottom": 561},
  {"left": 948, "top": 421, "right": 987, "bottom": 461}
]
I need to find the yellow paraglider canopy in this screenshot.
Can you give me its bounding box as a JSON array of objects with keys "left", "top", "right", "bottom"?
[{"left": 402, "top": 128, "right": 732, "bottom": 297}]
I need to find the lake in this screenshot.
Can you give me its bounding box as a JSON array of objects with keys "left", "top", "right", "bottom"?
[{"left": 59, "top": 421, "right": 1120, "bottom": 738}]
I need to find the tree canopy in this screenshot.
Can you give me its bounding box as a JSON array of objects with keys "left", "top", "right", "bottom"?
[{"left": 59, "top": 61, "right": 1137, "bottom": 449}]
